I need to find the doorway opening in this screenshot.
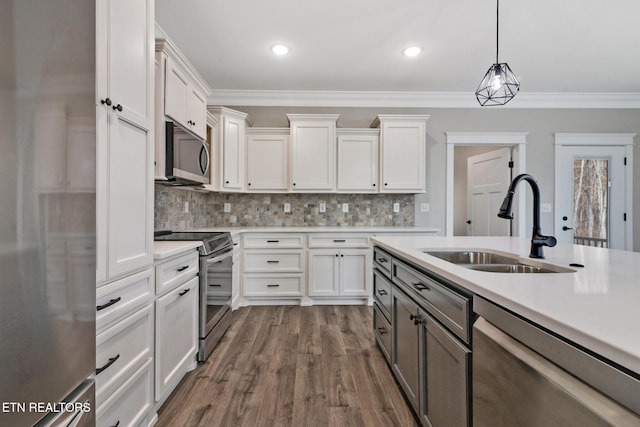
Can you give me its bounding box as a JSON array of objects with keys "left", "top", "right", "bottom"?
[{"left": 445, "top": 132, "right": 528, "bottom": 237}]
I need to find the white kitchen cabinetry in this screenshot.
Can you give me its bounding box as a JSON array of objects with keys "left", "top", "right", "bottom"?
[
  {"left": 337, "top": 129, "right": 379, "bottom": 193},
  {"left": 372, "top": 115, "right": 429, "bottom": 193},
  {"left": 307, "top": 235, "right": 371, "bottom": 299},
  {"left": 163, "top": 57, "right": 207, "bottom": 140},
  {"left": 154, "top": 249, "right": 199, "bottom": 403},
  {"left": 96, "top": 0, "right": 154, "bottom": 283},
  {"left": 246, "top": 128, "right": 289, "bottom": 192},
  {"left": 287, "top": 114, "right": 339, "bottom": 192},
  {"left": 209, "top": 107, "right": 253, "bottom": 192},
  {"left": 241, "top": 234, "right": 305, "bottom": 301}
]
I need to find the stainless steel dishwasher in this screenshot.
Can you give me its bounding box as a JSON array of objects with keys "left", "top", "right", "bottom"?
[{"left": 473, "top": 297, "right": 640, "bottom": 427}]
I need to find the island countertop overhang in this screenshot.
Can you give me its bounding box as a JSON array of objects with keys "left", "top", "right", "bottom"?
[{"left": 370, "top": 235, "right": 640, "bottom": 375}]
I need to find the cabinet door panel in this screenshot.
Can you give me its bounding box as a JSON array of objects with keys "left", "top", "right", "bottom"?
[
  {"left": 107, "top": 116, "right": 153, "bottom": 277},
  {"left": 223, "top": 117, "right": 244, "bottom": 190},
  {"left": 187, "top": 88, "right": 206, "bottom": 139},
  {"left": 164, "top": 60, "right": 188, "bottom": 126},
  {"left": 155, "top": 276, "right": 198, "bottom": 400},
  {"left": 337, "top": 133, "right": 378, "bottom": 192},
  {"left": 339, "top": 249, "right": 370, "bottom": 297},
  {"left": 381, "top": 121, "right": 425, "bottom": 192},
  {"left": 108, "top": 0, "right": 153, "bottom": 129},
  {"left": 308, "top": 250, "right": 339, "bottom": 296},
  {"left": 392, "top": 288, "right": 420, "bottom": 413},
  {"left": 422, "top": 312, "right": 470, "bottom": 427},
  {"left": 291, "top": 123, "right": 335, "bottom": 191},
  {"left": 246, "top": 134, "right": 288, "bottom": 191}
]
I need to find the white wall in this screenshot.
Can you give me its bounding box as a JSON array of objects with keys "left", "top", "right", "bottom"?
[{"left": 232, "top": 106, "right": 640, "bottom": 251}]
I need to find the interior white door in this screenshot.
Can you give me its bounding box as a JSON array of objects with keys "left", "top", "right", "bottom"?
[
  {"left": 554, "top": 145, "right": 627, "bottom": 249},
  {"left": 466, "top": 148, "right": 512, "bottom": 236}
]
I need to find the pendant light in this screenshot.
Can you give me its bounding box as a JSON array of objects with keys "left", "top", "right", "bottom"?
[{"left": 475, "top": 0, "right": 520, "bottom": 106}]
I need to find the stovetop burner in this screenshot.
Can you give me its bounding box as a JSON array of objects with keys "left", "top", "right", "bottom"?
[{"left": 154, "top": 230, "right": 233, "bottom": 257}]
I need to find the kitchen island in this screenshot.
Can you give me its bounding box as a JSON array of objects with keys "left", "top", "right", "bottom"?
[{"left": 371, "top": 235, "right": 640, "bottom": 426}]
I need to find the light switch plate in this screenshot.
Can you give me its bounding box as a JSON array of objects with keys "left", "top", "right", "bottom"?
[
  {"left": 319, "top": 202, "right": 326, "bottom": 213},
  {"left": 342, "top": 203, "right": 349, "bottom": 213},
  {"left": 420, "top": 203, "right": 430, "bottom": 213},
  {"left": 284, "top": 203, "right": 291, "bottom": 213},
  {"left": 393, "top": 202, "right": 400, "bottom": 213},
  {"left": 223, "top": 203, "right": 231, "bottom": 213}
]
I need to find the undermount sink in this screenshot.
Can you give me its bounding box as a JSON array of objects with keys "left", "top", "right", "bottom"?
[{"left": 423, "top": 250, "right": 575, "bottom": 274}]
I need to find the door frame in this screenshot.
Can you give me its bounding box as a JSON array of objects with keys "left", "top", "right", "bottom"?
[
  {"left": 445, "top": 132, "right": 528, "bottom": 237},
  {"left": 553, "top": 133, "right": 635, "bottom": 251}
]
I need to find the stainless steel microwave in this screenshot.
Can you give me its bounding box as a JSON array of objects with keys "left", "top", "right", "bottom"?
[{"left": 159, "top": 121, "right": 210, "bottom": 185}]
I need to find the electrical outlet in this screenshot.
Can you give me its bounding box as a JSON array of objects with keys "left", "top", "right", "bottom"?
[
  {"left": 542, "top": 203, "right": 552, "bottom": 213},
  {"left": 342, "top": 203, "right": 349, "bottom": 213},
  {"left": 284, "top": 203, "right": 291, "bottom": 213},
  {"left": 393, "top": 202, "right": 400, "bottom": 213},
  {"left": 420, "top": 203, "right": 430, "bottom": 213},
  {"left": 223, "top": 203, "right": 231, "bottom": 213},
  {"left": 319, "top": 202, "right": 326, "bottom": 213},
  {"left": 183, "top": 202, "right": 189, "bottom": 213}
]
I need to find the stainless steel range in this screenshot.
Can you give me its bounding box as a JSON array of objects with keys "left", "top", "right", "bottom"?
[{"left": 155, "top": 231, "right": 233, "bottom": 362}]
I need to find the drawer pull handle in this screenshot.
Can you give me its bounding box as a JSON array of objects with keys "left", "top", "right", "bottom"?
[
  {"left": 377, "top": 327, "right": 387, "bottom": 335},
  {"left": 179, "top": 288, "right": 190, "bottom": 296},
  {"left": 96, "top": 297, "right": 121, "bottom": 311},
  {"left": 267, "top": 284, "right": 280, "bottom": 287},
  {"left": 209, "top": 284, "right": 222, "bottom": 287},
  {"left": 409, "top": 314, "right": 423, "bottom": 326},
  {"left": 109, "top": 421, "right": 120, "bottom": 427},
  {"left": 411, "top": 282, "right": 430, "bottom": 291},
  {"left": 377, "top": 289, "right": 388, "bottom": 296},
  {"left": 266, "top": 260, "right": 280, "bottom": 264},
  {"left": 177, "top": 265, "right": 189, "bottom": 272},
  {"left": 377, "top": 258, "right": 388, "bottom": 263},
  {"left": 266, "top": 240, "right": 280, "bottom": 243},
  {"left": 96, "top": 354, "right": 120, "bottom": 375},
  {"left": 333, "top": 239, "right": 346, "bottom": 243}
]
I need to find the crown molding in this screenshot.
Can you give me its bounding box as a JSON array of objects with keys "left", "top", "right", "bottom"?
[{"left": 208, "top": 90, "right": 640, "bottom": 109}]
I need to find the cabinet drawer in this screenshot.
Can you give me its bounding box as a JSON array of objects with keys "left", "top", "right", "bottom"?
[
  {"left": 308, "top": 235, "right": 369, "bottom": 248},
  {"left": 392, "top": 259, "right": 470, "bottom": 344},
  {"left": 243, "top": 234, "right": 304, "bottom": 249},
  {"left": 243, "top": 251, "right": 303, "bottom": 273},
  {"left": 96, "top": 304, "right": 153, "bottom": 408},
  {"left": 373, "top": 247, "right": 392, "bottom": 278},
  {"left": 244, "top": 275, "right": 302, "bottom": 297},
  {"left": 96, "top": 268, "right": 154, "bottom": 333},
  {"left": 96, "top": 358, "right": 153, "bottom": 426},
  {"left": 155, "top": 250, "right": 199, "bottom": 295},
  {"left": 373, "top": 303, "right": 392, "bottom": 363},
  {"left": 373, "top": 269, "right": 392, "bottom": 320}
]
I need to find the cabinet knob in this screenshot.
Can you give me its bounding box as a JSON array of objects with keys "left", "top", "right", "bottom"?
[
  {"left": 384, "top": 183, "right": 388, "bottom": 186},
  {"left": 466, "top": 220, "right": 471, "bottom": 225},
  {"left": 113, "top": 104, "right": 123, "bottom": 112},
  {"left": 225, "top": 180, "right": 229, "bottom": 184},
  {"left": 372, "top": 183, "right": 376, "bottom": 187},
  {"left": 292, "top": 182, "right": 296, "bottom": 186},
  {"left": 100, "top": 97, "right": 112, "bottom": 106},
  {"left": 248, "top": 182, "right": 251, "bottom": 186}
]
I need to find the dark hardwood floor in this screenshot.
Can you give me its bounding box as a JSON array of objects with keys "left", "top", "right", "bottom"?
[{"left": 156, "top": 305, "right": 418, "bottom": 427}]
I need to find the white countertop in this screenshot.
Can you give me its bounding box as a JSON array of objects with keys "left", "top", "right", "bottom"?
[
  {"left": 154, "top": 241, "right": 202, "bottom": 260},
  {"left": 370, "top": 235, "right": 640, "bottom": 374}
]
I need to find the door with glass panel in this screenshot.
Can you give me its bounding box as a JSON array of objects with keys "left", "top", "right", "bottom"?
[{"left": 554, "top": 145, "right": 627, "bottom": 250}]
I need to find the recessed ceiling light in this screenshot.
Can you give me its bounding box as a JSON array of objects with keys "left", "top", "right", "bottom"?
[
  {"left": 271, "top": 44, "right": 289, "bottom": 55},
  {"left": 403, "top": 46, "right": 421, "bottom": 57}
]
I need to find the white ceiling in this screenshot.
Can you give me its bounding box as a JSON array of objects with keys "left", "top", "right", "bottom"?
[{"left": 155, "top": 0, "right": 640, "bottom": 106}]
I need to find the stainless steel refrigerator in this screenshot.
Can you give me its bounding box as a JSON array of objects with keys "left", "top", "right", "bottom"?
[{"left": 1, "top": 0, "right": 96, "bottom": 425}]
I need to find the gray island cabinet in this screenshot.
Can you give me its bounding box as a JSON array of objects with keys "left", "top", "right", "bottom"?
[{"left": 371, "top": 236, "right": 640, "bottom": 427}]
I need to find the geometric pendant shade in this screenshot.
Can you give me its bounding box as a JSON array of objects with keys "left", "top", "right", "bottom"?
[{"left": 475, "top": 62, "right": 520, "bottom": 106}]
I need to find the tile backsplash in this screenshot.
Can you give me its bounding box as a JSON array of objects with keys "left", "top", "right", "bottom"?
[{"left": 154, "top": 185, "right": 415, "bottom": 230}]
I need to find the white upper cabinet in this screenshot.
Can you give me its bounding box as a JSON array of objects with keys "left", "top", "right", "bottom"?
[
  {"left": 337, "top": 129, "right": 379, "bottom": 193},
  {"left": 373, "top": 115, "right": 429, "bottom": 193},
  {"left": 208, "top": 107, "right": 252, "bottom": 192},
  {"left": 96, "top": 0, "right": 154, "bottom": 283},
  {"left": 288, "top": 114, "right": 339, "bottom": 192},
  {"left": 246, "top": 128, "right": 289, "bottom": 192},
  {"left": 163, "top": 57, "right": 207, "bottom": 140}
]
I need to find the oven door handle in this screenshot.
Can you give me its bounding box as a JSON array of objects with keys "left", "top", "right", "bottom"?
[{"left": 205, "top": 252, "right": 233, "bottom": 265}]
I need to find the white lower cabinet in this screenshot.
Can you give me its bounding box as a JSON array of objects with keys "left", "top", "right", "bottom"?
[
  {"left": 96, "top": 358, "right": 154, "bottom": 427},
  {"left": 308, "top": 249, "right": 371, "bottom": 298},
  {"left": 155, "top": 275, "right": 199, "bottom": 401}
]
